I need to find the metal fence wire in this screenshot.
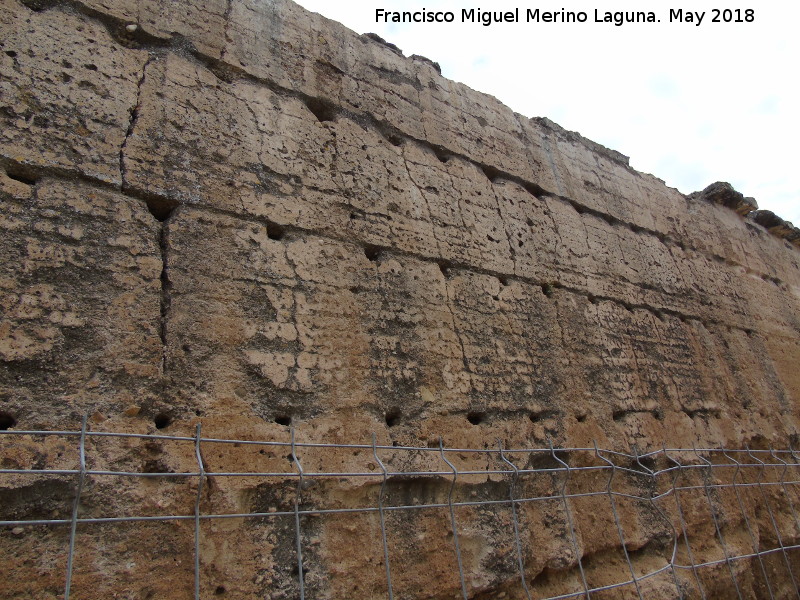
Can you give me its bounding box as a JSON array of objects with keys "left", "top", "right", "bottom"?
[{"left": 3, "top": 420, "right": 800, "bottom": 599}]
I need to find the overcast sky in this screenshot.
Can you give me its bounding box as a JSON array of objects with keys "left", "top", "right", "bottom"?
[{"left": 294, "top": 0, "right": 799, "bottom": 225}]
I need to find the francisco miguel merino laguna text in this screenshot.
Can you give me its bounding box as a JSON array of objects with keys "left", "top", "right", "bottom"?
[{"left": 375, "top": 8, "right": 755, "bottom": 26}]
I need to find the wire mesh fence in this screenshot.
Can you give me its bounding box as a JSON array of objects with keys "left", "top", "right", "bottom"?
[{"left": 2, "top": 418, "right": 800, "bottom": 599}]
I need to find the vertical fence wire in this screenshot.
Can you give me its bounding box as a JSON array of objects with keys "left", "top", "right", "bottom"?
[
  {"left": 193, "top": 423, "right": 205, "bottom": 600},
  {"left": 773, "top": 446, "right": 800, "bottom": 535},
  {"left": 498, "top": 440, "right": 531, "bottom": 600},
  {"left": 549, "top": 439, "right": 590, "bottom": 599},
  {"left": 64, "top": 414, "right": 88, "bottom": 600},
  {"left": 594, "top": 441, "right": 644, "bottom": 600},
  {"left": 722, "top": 448, "right": 775, "bottom": 599},
  {"left": 4, "top": 426, "right": 800, "bottom": 600},
  {"left": 440, "top": 438, "right": 468, "bottom": 600},
  {"left": 748, "top": 447, "right": 800, "bottom": 599},
  {"left": 664, "top": 447, "right": 707, "bottom": 600},
  {"left": 694, "top": 445, "right": 743, "bottom": 600},
  {"left": 372, "top": 434, "right": 394, "bottom": 600},
  {"left": 291, "top": 428, "right": 306, "bottom": 600},
  {"left": 634, "top": 448, "right": 683, "bottom": 598},
  {"left": 773, "top": 446, "right": 800, "bottom": 559}
]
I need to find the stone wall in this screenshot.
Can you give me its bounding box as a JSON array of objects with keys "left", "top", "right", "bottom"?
[{"left": 2, "top": 0, "right": 800, "bottom": 598}]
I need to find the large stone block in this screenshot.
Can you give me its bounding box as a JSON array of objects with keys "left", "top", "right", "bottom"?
[
  {"left": 0, "top": 1, "right": 148, "bottom": 184},
  {"left": 0, "top": 177, "right": 161, "bottom": 426}
]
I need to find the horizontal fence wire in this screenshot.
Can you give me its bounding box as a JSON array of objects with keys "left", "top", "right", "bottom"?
[{"left": 3, "top": 425, "right": 800, "bottom": 599}]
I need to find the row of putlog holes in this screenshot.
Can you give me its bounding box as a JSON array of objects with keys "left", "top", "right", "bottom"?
[
  {"left": 302, "top": 94, "right": 789, "bottom": 294},
  {"left": 265, "top": 409, "right": 582, "bottom": 429},
  {"left": 270, "top": 406, "right": 721, "bottom": 429},
  {"left": 362, "top": 243, "right": 757, "bottom": 334},
  {"left": 296, "top": 107, "right": 697, "bottom": 311},
  {"left": 0, "top": 405, "right": 715, "bottom": 433},
  {"left": 301, "top": 93, "right": 684, "bottom": 255}
]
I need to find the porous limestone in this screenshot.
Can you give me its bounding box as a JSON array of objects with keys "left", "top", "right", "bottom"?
[{"left": 2, "top": 0, "right": 800, "bottom": 598}]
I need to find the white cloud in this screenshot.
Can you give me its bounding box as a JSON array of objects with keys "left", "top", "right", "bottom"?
[{"left": 295, "top": 0, "right": 800, "bottom": 224}]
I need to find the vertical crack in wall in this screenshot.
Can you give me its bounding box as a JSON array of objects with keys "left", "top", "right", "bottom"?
[
  {"left": 647, "top": 311, "right": 686, "bottom": 418},
  {"left": 441, "top": 273, "right": 472, "bottom": 388},
  {"left": 551, "top": 292, "right": 572, "bottom": 375},
  {"left": 539, "top": 130, "right": 566, "bottom": 198},
  {"left": 486, "top": 179, "right": 519, "bottom": 273},
  {"left": 111, "top": 48, "right": 178, "bottom": 376},
  {"left": 402, "top": 149, "right": 446, "bottom": 260},
  {"left": 119, "top": 53, "right": 154, "bottom": 190},
  {"left": 220, "top": 0, "right": 234, "bottom": 62},
  {"left": 545, "top": 202, "right": 566, "bottom": 263},
  {"left": 115, "top": 50, "right": 175, "bottom": 375},
  {"left": 158, "top": 220, "right": 172, "bottom": 374}
]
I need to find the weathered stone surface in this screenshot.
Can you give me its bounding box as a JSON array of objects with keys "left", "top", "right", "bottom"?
[
  {"left": 118, "top": 50, "right": 796, "bottom": 342},
  {"left": 79, "top": 0, "right": 229, "bottom": 59},
  {"left": 0, "top": 1, "right": 148, "bottom": 184},
  {"left": 0, "top": 176, "right": 162, "bottom": 426},
  {"left": 2, "top": 0, "right": 800, "bottom": 598},
  {"left": 689, "top": 181, "right": 759, "bottom": 216},
  {"left": 749, "top": 209, "right": 800, "bottom": 247}
]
